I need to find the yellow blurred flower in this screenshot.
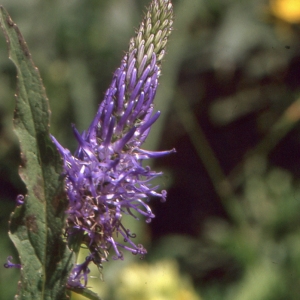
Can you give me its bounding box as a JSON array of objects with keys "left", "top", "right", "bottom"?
[
  {"left": 115, "top": 259, "right": 201, "bottom": 300},
  {"left": 270, "top": 0, "right": 300, "bottom": 23}
]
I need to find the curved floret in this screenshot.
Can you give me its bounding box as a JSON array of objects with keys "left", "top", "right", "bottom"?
[
  {"left": 4, "top": 256, "right": 21, "bottom": 269},
  {"left": 51, "top": 0, "right": 174, "bottom": 288},
  {"left": 67, "top": 255, "right": 92, "bottom": 289}
]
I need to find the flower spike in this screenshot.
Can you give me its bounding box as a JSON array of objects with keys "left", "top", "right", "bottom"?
[{"left": 51, "top": 0, "right": 174, "bottom": 288}]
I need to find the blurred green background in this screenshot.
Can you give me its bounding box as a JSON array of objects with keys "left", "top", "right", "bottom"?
[{"left": 1, "top": 0, "right": 300, "bottom": 299}]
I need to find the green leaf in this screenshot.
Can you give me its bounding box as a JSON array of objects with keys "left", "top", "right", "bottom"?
[
  {"left": 0, "top": 6, "right": 75, "bottom": 299},
  {"left": 70, "top": 288, "right": 103, "bottom": 300}
]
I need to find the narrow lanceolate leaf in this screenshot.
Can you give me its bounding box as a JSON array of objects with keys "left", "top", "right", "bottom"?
[{"left": 0, "top": 7, "right": 74, "bottom": 300}]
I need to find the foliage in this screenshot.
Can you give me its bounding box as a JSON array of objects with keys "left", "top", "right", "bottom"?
[
  {"left": 0, "top": 0, "right": 300, "bottom": 299},
  {"left": 0, "top": 6, "right": 74, "bottom": 299}
]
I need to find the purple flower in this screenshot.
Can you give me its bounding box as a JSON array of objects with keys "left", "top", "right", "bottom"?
[
  {"left": 67, "top": 255, "right": 92, "bottom": 289},
  {"left": 51, "top": 0, "right": 174, "bottom": 287},
  {"left": 4, "top": 256, "right": 21, "bottom": 269},
  {"left": 16, "top": 194, "right": 24, "bottom": 205}
]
